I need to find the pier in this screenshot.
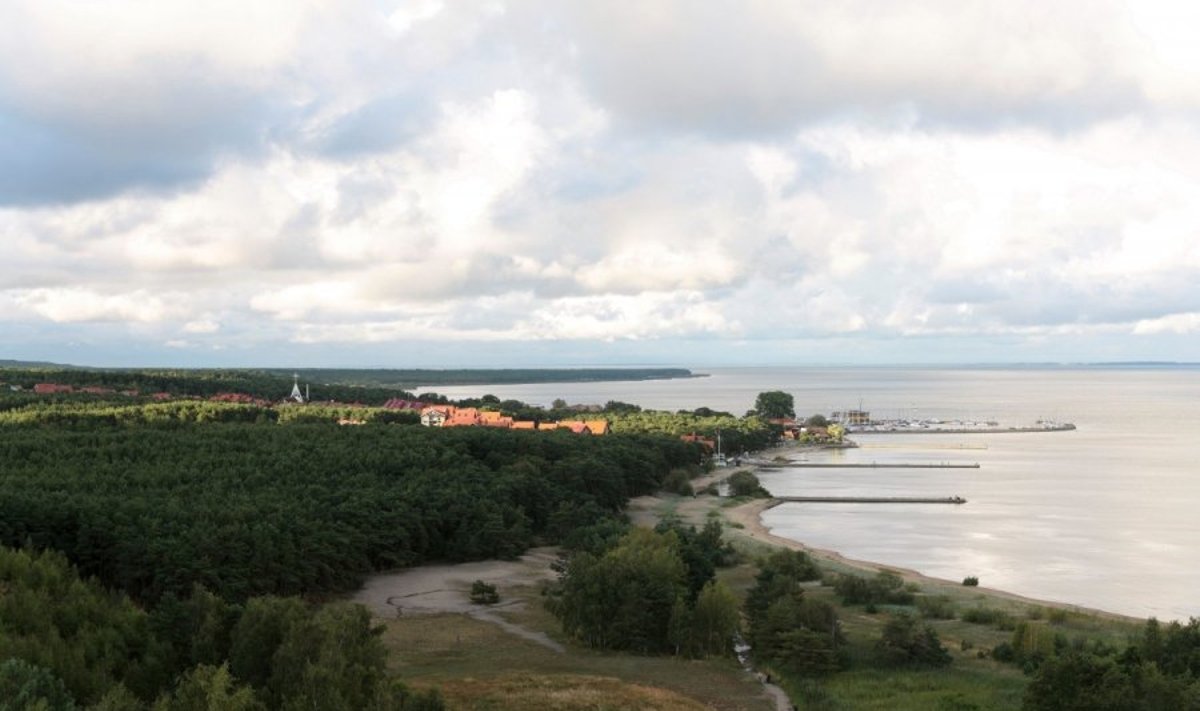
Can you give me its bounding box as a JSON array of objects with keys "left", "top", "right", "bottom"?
[
  {"left": 758, "top": 462, "right": 980, "bottom": 469},
  {"left": 849, "top": 423, "right": 1075, "bottom": 434},
  {"left": 766, "top": 495, "right": 967, "bottom": 507}
]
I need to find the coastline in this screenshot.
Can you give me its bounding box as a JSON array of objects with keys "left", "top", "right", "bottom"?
[{"left": 724, "top": 497, "right": 1141, "bottom": 625}]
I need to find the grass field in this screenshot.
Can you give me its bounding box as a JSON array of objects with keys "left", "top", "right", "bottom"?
[{"left": 382, "top": 612, "right": 773, "bottom": 711}]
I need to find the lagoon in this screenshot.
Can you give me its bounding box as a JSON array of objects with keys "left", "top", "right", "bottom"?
[{"left": 422, "top": 366, "right": 1200, "bottom": 620}]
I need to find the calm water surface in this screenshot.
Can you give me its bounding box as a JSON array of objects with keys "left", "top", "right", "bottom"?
[{"left": 422, "top": 367, "right": 1200, "bottom": 620}]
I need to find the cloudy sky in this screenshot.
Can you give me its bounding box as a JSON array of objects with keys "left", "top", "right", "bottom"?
[{"left": 2, "top": 1, "right": 1199, "bottom": 367}]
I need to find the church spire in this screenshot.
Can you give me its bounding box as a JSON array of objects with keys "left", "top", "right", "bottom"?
[{"left": 290, "top": 373, "right": 305, "bottom": 403}]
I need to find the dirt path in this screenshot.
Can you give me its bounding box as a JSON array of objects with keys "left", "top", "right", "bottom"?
[
  {"left": 470, "top": 607, "right": 566, "bottom": 653},
  {"left": 352, "top": 548, "right": 566, "bottom": 652}
]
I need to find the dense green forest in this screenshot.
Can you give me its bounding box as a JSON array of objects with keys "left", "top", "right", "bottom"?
[
  {"left": 0, "top": 421, "right": 698, "bottom": 603},
  {"left": 0, "top": 368, "right": 718, "bottom": 708},
  {"left": 0, "top": 546, "right": 444, "bottom": 709}
]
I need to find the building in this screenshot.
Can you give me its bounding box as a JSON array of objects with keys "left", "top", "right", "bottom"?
[
  {"left": 420, "top": 407, "right": 454, "bottom": 427},
  {"left": 383, "top": 398, "right": 427, "bottom": 411},
  {"left": 584, "top": 420, "right": 610, "bottom": 435},
  {"left": 289, "top": 374, "right": 308, "bottom": 404}
]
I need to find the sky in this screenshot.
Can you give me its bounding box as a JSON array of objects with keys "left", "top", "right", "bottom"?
[{"left": 2, "top": 1, "right": 1200, "bottom": 368}]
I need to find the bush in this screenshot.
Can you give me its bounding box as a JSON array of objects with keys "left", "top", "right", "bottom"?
[
  {"left": 961, "top": 606, "right": 1015, "bottom": 630},
  {"left": 662, "top": 468, "right": 695, "bottom": 496},
  {"left": 991, "top": 642, "right": 1016, "bottom": 663},
  {"left": 727, "top": 470, "right": 769, "bottom": 497},
  {"left": 917, "top": 595, "right": 956, "bottom": 620},
  {"left": 962, "top": 576, "right": 979, "bottom": 586},
  {"left": 833, "top": 571, "right": 914, "bottom": 606},
  {"left": 469, "top": 580, "right": 500, "bottom": 605},
  {"left": 876, "top": 613, "right": 951, "bottom": 667}
]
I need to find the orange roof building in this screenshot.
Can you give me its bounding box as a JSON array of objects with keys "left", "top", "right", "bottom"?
[
  {"left": 584, "top": 420, "right": 610, "bottom": 435},
  {"left": 444, "top": 408, "right": 483, "bottom": 427}
]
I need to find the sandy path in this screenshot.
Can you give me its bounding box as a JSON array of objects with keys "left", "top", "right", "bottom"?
[
  {"left": 352, "top": 547, "right": 566, "bottom": 652},
  {"left": 725, "top": 499, "right": 1140, "bottom": 623}
]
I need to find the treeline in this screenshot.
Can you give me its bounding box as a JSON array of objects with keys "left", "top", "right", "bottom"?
[
  {"left": 0, "top": 546, "right": 443, "bottom": 710},
  {"left": 0, "top": 400, "right": 421, "bottom": 427},
  {"left": 605, "top": 411, "right": 776, "bottom": 453},
  {"left": 1018, "top": 617, "right": 1200, "bottom": 709},
  {"left": 0, "top": 423, "right": 699, "bottom": 603},
  {"left": 0, "top": 366, "right": 696, "bottom": 400},
  {"left": 1, "top": 367, "right": 778, "bottom": 452},
  {"left": 547, "top": 532, "right": 953, "bottom": 677},
  {"left": 546, "top": 520, "right": 740, "bottom": 657},
  {"left": 0, "top": 368, "right": 413, "bottom": 405}
]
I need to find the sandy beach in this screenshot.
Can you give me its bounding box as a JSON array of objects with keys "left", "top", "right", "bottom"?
[{"left": 724, "top": 497, "right": 1140, "bottom": 624}]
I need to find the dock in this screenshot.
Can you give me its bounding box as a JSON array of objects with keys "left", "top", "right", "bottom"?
[
  {"left": 849, "top": 424, "right": 1075, "bottom": 434},
  {"left": 860, "top": 443, "right": 988, "bottom": 450},
  {"left": 758, "top": 462, "right": 980, "bottom": 469},
  {"left": 766, "top": 495, "right": 967, "bottom": 507}
]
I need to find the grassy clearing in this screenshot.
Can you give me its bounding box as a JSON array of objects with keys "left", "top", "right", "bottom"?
[
  {"left": 788, "top": 666, "right": 1027, "bottom": 711},
  {"left": 434, "top": 673, "right": 711, "bottom": 711},
  {"left": 382, "top": 612, "right": 772, "bottom": 711}
]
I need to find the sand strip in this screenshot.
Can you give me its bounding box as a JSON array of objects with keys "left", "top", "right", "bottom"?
[{"left": 724, "top": 498, "right": 1140, "bottom": 624}]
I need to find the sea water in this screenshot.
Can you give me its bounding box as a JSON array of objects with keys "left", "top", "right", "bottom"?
[{"left": 421, "top": 366, "right": 1200, "bottom": 620}]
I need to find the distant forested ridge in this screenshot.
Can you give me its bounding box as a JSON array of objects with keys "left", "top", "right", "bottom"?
[
  {"left": 0, "top": 367, "right": 410, "bottom": 404},
  {"left": 0, "top": 364, "right": 699, "bottom": 397}
]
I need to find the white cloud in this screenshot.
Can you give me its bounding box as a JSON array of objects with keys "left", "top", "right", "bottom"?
[
  {"left": 183, "top": 319, "right": 220, "bottom": 334},
  {"left": 16, "top": 288, "right": 171, "bottom": 323},
  {"left": 3, "top": 2, "right": 1200, "bottom": 363},
  {"left": 1133, "top": 313, "right": 1200, "bottom": 335}
]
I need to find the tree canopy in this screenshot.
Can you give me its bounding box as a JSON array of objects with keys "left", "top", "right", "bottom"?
[{"left": 753, "top": 391, "right": 795, "bottom": 420}]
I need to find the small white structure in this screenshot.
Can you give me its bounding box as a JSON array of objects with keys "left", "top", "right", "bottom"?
[
  {"left": 290, "top": 373, "right": 307, "bottom": 403},
  {"left": 420, "top": 407, "right": 451, "bottom": 427}
]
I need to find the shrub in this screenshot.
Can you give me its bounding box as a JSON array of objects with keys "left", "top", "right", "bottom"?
[
  {"left": 962, "top": 576, "right": 979, "bottom": 587},
  {"left": 469, "top": 580, "right": 499, "bottom": 605},
  {"left": 961, "top": 606, "right": 1015, "bottom": 630},
  {"left": 876, "top": 613, "right": 951, "bottom": 667},
  {"left": 833, "top": 571, "right": 914, "bottom": 606},
  {"left": 727, "top": 470, "right": 769, "bottom": 498},
  {"left": 662, "top": 468, "right": 695, "bottom": 496},
  {"left": 991, "top": 642, "right": 1016, "bottom": 663},
  {"left": 917, "top": 595, "right": 956, "bottom": 620}
]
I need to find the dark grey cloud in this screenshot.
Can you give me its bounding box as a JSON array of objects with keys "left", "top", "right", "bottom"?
[{"left": 0, "top": 77, "right": 284, "bottom": 205}]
